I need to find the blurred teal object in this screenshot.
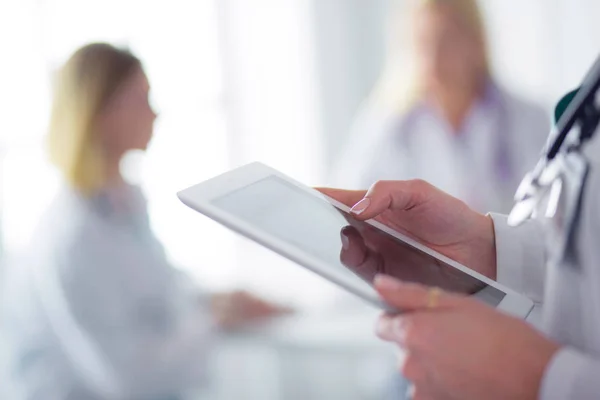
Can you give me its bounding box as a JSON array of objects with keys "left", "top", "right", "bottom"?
[{"left": 554, "top": 89, "right": 580, "bottom": 124}]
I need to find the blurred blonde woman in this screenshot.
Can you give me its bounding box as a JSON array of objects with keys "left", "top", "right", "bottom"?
[
  {"left": 1, "top": 43, "right": 285, "bottom": 400},
  {"left": 333, "top": 0, "right": 549, "bottom": 213}
]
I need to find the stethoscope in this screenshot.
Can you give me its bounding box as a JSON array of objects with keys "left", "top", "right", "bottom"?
[{"left": 508, "top": 54, "right": 600, "bottom": 227}]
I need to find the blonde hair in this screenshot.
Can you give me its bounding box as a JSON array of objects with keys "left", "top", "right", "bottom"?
[
  {"left": 47, "top": 43, "right": 141, "bottom": 195},
  {"left": 370, "top": 0, "right": 490, "bottom": 113}
]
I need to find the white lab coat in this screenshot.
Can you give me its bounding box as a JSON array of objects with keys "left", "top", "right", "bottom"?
[
  {"left": 1, "top": 185, "right": 214, "bottom": 400},
  {"left": 491, "top": 125, "right": 600, "bottom": 398},
  {"left": 332, "top": 84, "right": 550, "bottom": 213}
]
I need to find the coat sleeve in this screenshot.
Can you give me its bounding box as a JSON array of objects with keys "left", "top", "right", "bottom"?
[
  {"left": 489, "top": 213, "right": 547, "bottom": 304},
  {"left": 539, "top": 347, "right": 600, "bottom": 400}
]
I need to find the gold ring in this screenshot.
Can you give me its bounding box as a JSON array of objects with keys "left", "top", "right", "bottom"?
[{"left": 427, "top": 287, "right": 441, "bottom": 309}]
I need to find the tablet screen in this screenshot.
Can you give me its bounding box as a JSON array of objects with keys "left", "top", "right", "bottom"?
[{"left": 213, "top": 175, "right": 505, "bottom": 307}]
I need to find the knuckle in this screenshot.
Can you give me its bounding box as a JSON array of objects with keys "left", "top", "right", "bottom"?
[
  {"left": 400, "top": 317, "right": 419, "bottom": 348},
  {"left": 367, "top": 180, "right": 386, "bottom": 193},
  {"left": 409, "top": 178, "right": 430, "bottom": 192},
  {"left": 408, "top": 323, "right": 423, "bottom": 347},
  {"left": 369, "top": 179, "right": 397, "bottom": 192},
  {"left": 403, "top": 316, "right": 430, "bottom": 350}
]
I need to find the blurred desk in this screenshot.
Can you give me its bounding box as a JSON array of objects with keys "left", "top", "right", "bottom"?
[{"left": 205, "top": 308, "right": 396, "bottom": 400}]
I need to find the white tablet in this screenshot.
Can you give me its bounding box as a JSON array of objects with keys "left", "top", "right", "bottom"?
[{"left": 178, "top": 162, "right": 534, "bottom": 318}]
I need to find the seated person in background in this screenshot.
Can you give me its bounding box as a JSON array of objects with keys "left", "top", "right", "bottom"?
[
  {"left": 1, "top": 43, "right": 287, "bottom": 400},
  {"left": 332, "top": 0, "right": 549, "bottom": 213}
]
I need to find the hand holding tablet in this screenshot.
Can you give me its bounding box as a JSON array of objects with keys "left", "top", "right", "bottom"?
[{"left": 178, "top": 163, "right": 533, "bottom": 319}]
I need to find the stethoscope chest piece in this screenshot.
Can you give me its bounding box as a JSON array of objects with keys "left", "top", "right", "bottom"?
[{"left": 509, "top": 147, "right": 589, "bottom": 266}]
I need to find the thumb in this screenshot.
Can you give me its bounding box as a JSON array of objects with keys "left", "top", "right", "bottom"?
[{"left": 315, "top": 187, "right": 367, "bottom": 208}]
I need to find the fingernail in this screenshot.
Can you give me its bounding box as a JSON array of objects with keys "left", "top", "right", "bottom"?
[
  {"left": 376, "top": 316, "right": 407, "bottom": 345},
  {"left": 374, "top": 274, "right": 403, "bottom": 291},
  {"left": 340, "top": 232, "right": 350, "bottom": 250},
  {"left": 351, "top": 198, "right": 370, "bottom": 215}
]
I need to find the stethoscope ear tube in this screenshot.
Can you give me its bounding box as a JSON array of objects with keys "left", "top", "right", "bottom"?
[
  {"left": 554, "top": 89, "right": 579, "bottom": 125},
  {"left": 547, "top": 54, "right": 600, "bottom": 160}
]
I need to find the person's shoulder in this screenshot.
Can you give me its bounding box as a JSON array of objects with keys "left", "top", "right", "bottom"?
[
  {"left": 29, "top": 188, "right": 104, "bottom": 263},
  {"left": 124, "top": 183, "right": 148, "bottom": 209},
  {"left": 497, "top": 86, "right": 549, "bottom": 125},
  {"left": 32, "top": 188, "right": 86, "bottom": 236},
  {"left": 350, "top": 101, "right": 400, "bottom": 140},
  {"left": 348, "top": 101, "right": 424, "bottom": 155},
  {"left": 332, "top": 101, "right": 417, "bottom": 187},
  {"left": 496, "top": 85, "right": 551, "bottom": 144}
]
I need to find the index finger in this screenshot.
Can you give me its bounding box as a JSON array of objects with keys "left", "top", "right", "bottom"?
[
  {"left": 315, "top": 187, "right": 367, "bottom": 208},
  {"left": 355, "top": 180, "right": 431, "bottom": 221}
]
